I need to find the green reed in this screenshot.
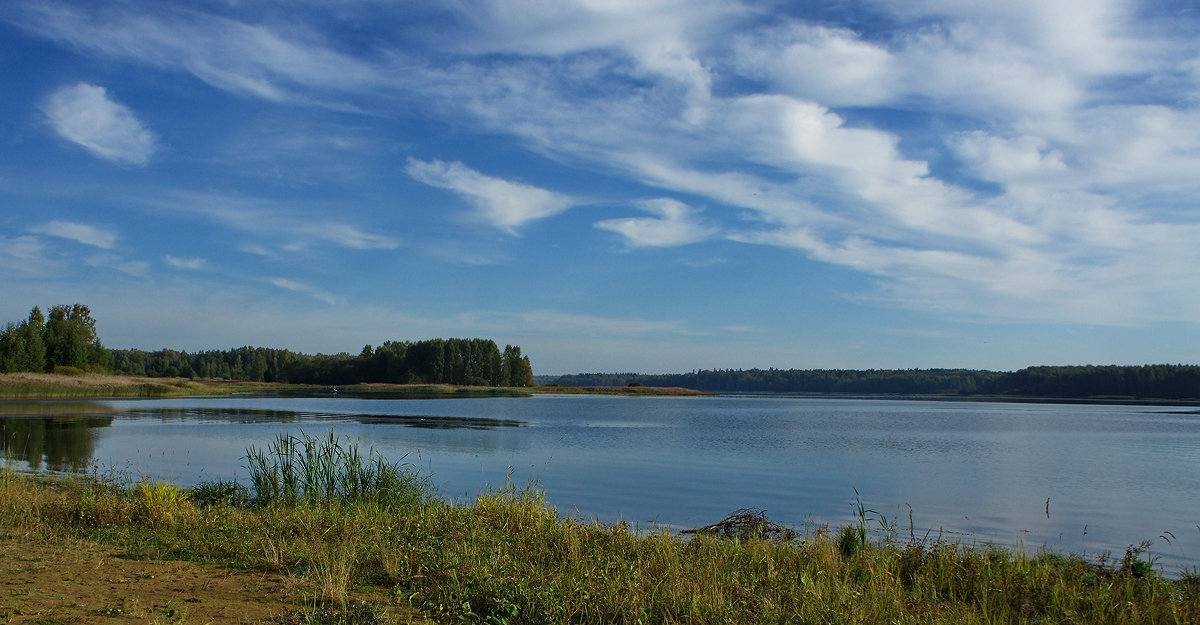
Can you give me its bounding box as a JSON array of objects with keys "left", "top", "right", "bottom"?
[{"left": 244, "top": 430, "right": 431, "bottom": 509}]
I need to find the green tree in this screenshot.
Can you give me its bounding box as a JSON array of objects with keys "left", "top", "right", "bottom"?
[
  {"left": 502, "top": 345, "right": 534, "bottom": 387},
  {"left": 43, "top": 304, "right": 109, "bottom": 372},
  {"left": 0, "top": 307, "right": 48, "bottom": 372}
]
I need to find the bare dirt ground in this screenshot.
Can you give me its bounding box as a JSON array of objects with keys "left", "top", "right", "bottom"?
[{"left": 0, "top": 535, "right": 426, "bottom": 624}]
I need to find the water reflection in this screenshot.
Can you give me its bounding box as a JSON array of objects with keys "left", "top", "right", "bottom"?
[
  {"left": 1, "top": 416, "right": 112, "bottom": 472},
  {"left": 353, "top": 415, "right": 524, "bottom": 430},
  {"left": 115, "top": 407, "right": 525, "bottom": 430}
]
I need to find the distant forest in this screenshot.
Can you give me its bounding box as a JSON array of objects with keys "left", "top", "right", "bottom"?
[
  {"left": 0, "top": 304, "right": 534, "bottom": 387},
  {"left": 550, "top": 365, "right": 1200, "bottom": 400},
  {"left": 112, "top": 339, "right": 535, "bottom": 387},
  {"left": 5, "top": 304, "right": 1198, "bottom": 399}
]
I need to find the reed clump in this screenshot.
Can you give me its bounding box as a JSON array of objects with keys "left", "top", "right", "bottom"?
[{"left": 2, "top": 435, "right": 1198, "bottom": 624}]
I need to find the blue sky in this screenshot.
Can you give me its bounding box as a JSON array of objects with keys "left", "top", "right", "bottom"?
[{"left": 2, "top": 1, "right": 1199, "bottom": 375}]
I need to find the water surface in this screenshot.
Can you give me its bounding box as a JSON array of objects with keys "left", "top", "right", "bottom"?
[{"left": 3, "top": 394, "right": 1197, "bottom": 574}]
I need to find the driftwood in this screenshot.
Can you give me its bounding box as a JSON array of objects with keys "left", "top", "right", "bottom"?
[{"left": 682, "top": 508, "right": 797, "bottom": 541}]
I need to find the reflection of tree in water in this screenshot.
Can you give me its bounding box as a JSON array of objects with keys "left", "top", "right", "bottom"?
[{"left": 0, "top": 417, "right": 113, "bottom": 472}]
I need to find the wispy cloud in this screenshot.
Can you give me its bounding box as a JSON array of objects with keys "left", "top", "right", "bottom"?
[
  {"left": 0, "top": 235, "right": 52, "bottom": 277},
  {"left": 163, "top": 255, "right": 207, "bottom": 270},
  {"left": 595, "top": 198, "right": 717, "bottom": 247},
  {"left": 31, "top": 220, "right": 118, "bottom": 249},
  {"left": 141, "top": 190, "right": 399, "bottom": 253},
  {"left": 270, "top": 277, "right": 338, "bottom": 305},
  {"left": 12, "top": 3, "right": 383, "bottom": 105},
  {"left": 42, "top": 83, "right": 157, "bottom": 165},
  {"left": 86, "top": 253, "right": 149, "bottom": 277},
  {"left": 405, "top": 158, "right": 575, "bottom": 234}
]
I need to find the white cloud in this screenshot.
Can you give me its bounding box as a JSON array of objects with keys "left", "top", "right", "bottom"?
[
  {"left": 270, "top": 277, "right": 338, "bottom": 305},
  {"left": 85, "top": 254, "right": 149, "bottom": 277},
  {"left": 595, "top": 198, "right": 717, "bottom": 247},
  {"left": 404, "top": 158, "right": 575, "bottom": 233},
  {"left": 0, "top": 235, "right": 52, "bottom": 276},
  {"left": 139, "top": 190, "right": 400, "bottom": 252},
  {"left": 952, "top": 132, "right": 1068, "bottom": 183},
  {"left": 11, "top": 0, "right": 1200, "bottom": 329},
  {"left": 288, "top": 222, "right": 400, "bottom": 251},
  {"left": 31, "top": 220, "right": 118, "bottom": 249},
  {"left": 14, "top": 3, "right": 382, "bottom": 105},
  {"left": 164, "top": 255, "right": 207, "bottom": 270},
  {"left": 42, "top": 83, "right": 157, "bottom": 165}
]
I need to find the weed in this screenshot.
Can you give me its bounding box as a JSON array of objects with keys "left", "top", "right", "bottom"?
[
  {"left": 188, "top": 480, "right": 250, "bottom": 507},
  {"left": 135, "top": 479, "right": 192, "bottom": 526},
  {"left": 273, "top": 600, "right": 390, "bottom": 625}
]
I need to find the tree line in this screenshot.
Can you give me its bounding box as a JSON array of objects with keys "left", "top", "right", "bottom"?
[
  {"left": 1, "top": 304, "right": 534, "bottom": 387},
  {"left": 551, "top": 365, "right": 1200, "bottom": 400},
  {"left": 111, "top": 340, "right": 534, "bottom": 387}
]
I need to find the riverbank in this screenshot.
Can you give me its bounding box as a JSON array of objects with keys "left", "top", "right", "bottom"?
[
  {"left": 0, "top": 372, "right": 708, "bottom": 399},
  {"left": 1, "top": 466, "right": 1195, "bottom": 625}
]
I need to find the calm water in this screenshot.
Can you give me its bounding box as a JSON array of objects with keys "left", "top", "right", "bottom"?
[{"left": 3, "top": 394, "right": 1199, "bottom": 573}]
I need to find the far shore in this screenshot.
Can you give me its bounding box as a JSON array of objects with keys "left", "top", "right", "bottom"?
[
  {"left": 0, "top": 371, "right": 711, "bottom": 399},
  {"left": 4, "top": 371, "right": 1197, "bottom": 404}
]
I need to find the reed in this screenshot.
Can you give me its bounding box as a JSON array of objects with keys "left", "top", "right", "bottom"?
[{"left": 244, "top": 430, "right": 431, "bottom": 509}]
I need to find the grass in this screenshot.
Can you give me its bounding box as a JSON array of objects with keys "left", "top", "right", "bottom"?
[{"left": 2, "top": 434, "right": 1198, "bottom": 624}]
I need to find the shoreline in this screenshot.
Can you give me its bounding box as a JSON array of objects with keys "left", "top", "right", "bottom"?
[
  {"left": 2, "top": 468, "right": 1195, "bottom": 624},
  {"left": 0, "top": 372, "right": 710, "bottom": 399},
  {"left": 4, "top": 372, "right": 1193, "bottom": 404}
]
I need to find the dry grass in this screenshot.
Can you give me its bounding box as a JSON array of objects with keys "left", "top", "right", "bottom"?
[{"left": 3, "top": 452, "right": 1197, "bottom": 624}]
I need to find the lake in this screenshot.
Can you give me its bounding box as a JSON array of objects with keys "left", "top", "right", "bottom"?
[{"left": 3, "top": 394, "right": 1198, "bottom": 574}]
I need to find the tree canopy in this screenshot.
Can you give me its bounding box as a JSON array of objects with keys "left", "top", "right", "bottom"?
[
  {"left": 0, "top": 304, "right": 111, "bottom": 373},
  {"left": 110, "top": 338, "right": 534, "bottom": 387}
]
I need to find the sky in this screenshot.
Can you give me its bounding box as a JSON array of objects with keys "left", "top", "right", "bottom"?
[{"left": 2, "top": 0, "right": 1199, "bottom": 375}]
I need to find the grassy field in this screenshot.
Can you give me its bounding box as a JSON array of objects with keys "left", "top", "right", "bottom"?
[{"left": 1, "top": 432, "right": 1196, "bottom": 624}]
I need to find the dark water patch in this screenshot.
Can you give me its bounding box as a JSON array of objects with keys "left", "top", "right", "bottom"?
[
  {"left": 353, "top": 415, "right": 525, "bottom": 430},
  {"left": 112, "top": 407, "right": 526, "bottom": 430},
  {"left": 1, "top": 416, "right": 113, "bottom": 472},
  {"left": 119, "top": 407, "right": 307, "bottom": 423}
]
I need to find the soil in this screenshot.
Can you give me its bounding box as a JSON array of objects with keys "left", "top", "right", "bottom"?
[{"left": 0, "top": 534, "right": 427, "bottom": 624}]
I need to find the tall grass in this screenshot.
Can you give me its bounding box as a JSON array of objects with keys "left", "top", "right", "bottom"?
[
  {"left": 3, "top": 438, "right": 1198, "bottom": 624},
  {"left": 244, "top": 430, "right": 431, "bottom": 509}
]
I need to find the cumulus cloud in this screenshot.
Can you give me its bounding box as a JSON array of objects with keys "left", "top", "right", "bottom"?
[
  {"left": 405, "top": 158, "right": 574, "bottom": 233},
  {"left": 42, "top": 83, "right": 157, "bottom": 165},
  {"left": 595, "top": 198, "right": 717, "bottom": 247},
  {"left": 31, "top": 220, "right": 118, "bottom": 249}
]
